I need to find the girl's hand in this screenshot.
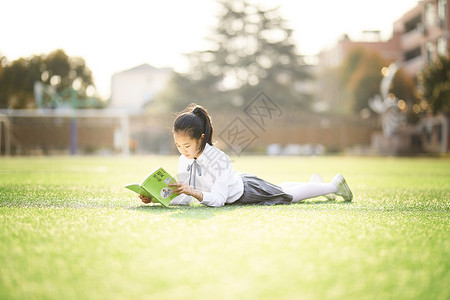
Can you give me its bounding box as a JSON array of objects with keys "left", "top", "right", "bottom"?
[
  {"left": 170, "top": 182, "right": 203, "bottom": 202},
  {"left": 170, "top": 182, "right": 193, "bottom": 196},
  {"left": 139, "top": 195, "right": 154, "bottom": 204}
]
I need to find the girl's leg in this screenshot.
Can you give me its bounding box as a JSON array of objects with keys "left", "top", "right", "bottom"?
[
  {"left": 279, "top": 182, "right": 338, "bottom": 203},
  {"left": 279, "top": 174, "right": 352, "bottom": 203},
  {"left": 278, "top": 174, "right": 326, "bottom": 189},
  {"left": 309, "top": 174, "right": 337, "bottom": 201},
  {"left": 278, "top": 175, "right": 339, "bottom": 203}
]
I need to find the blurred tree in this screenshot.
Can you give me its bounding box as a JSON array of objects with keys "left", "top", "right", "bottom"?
[
  {"left": 0, "top": 55, "right": 5, "bottom": 74},
  {"left": 331, "top": 47, "right": 419, "bottom": 117},
  {"left": 0, "top": 49, "right": 99, "bottom": 109},
  {"left": 0, "top": 56, "right": 42, "bottom": 109},
  {"left": 341, "top": 48, "right": 386, "bottom": 113},
  {"left": 0, "top": 55, "right": 8, "bottom": 108},
  {"left": 153, "top": 0, "right": 311, "bottom": 112},
  {"left": 391, "top": 68, "right": 420, "bottom": 122},
  {"left": 418, "top": 53, "right": 450, "bottom": 115},
  {"left": 315, "top": 65, "right": 352, "bottom": 114}
]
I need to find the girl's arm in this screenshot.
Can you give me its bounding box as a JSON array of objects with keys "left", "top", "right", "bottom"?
[{"left": 170, "top": 182, "right": 203, "bottom": 202}]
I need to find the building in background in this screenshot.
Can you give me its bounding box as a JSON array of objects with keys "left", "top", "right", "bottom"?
[
  {"left": 320, "top": 0, "right": 449, "bottom": 74},
  {"left": 319, "top": 30, "right": 403, "bottom": 68},
  {"left": 110, "top": 64, "right": 173, "bottom": 111},
  {"left": 394, "top": 0, "right": 449, "bottom": 76},
  {"left": 316, "top": 0, "right": 449, "bottom": 155}
]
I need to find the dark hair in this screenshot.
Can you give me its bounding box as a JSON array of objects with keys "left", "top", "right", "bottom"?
[{"left": 173, "top": 104, "right": 213, "bottom": 153}]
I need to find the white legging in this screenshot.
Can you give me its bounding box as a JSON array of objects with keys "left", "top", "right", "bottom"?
[{"left": 278, "top": 176, "right": 338, "bottom": 203}]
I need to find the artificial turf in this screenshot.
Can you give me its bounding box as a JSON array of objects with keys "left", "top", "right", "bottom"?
[{"left": 0, "top": 156, "right": 449, "bottom": 299}]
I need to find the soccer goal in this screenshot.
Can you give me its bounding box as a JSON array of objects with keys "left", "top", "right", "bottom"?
[{"left": 0, "top": 109, "right": 130, "bottom": 156}]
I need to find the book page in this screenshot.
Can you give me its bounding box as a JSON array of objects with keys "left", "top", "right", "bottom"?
[{"left": 124, "top": 184, "right": 153, "bottom": 199}]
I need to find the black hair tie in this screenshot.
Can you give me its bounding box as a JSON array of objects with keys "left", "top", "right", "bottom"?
[
  {"left": 193, "top": 107, "right": 199, "bottom": 113},
  {"left": 193, "top": 107, "right": 202, "bottom": 117}
]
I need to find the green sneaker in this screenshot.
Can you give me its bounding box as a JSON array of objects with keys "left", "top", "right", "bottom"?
[{"left": 331, "top": 174, "right": 353, "bottom": 201}]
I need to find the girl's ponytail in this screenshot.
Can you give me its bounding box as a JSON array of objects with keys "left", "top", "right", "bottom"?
[
  {"left": 192, "top": 105, "right": 213, "bottom": 151},
  {"left": 173, "top": 104, "right": 214, "bottom": 153}
]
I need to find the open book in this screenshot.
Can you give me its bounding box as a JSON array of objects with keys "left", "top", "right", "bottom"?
[{"left": 125, "top": 167, "right": 178, "bottom": 207}]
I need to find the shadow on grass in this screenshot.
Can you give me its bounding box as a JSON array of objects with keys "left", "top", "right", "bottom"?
[
  {"left": 129, "top": 205, "right": 176, "bottom": 214},
  {"left": 128, "top": 198, "right": 353, "bottom": 219},
  {"left": 130, "top": 203, "right": 257, "bottom": 219},
  {"left": 128, "top": 204, "right": 220, "bottom": 219},
  {"left": 301, "top": 198, "right": 354, "bottom": 206}
]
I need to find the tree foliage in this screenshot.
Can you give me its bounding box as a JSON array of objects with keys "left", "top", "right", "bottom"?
[
  {"left": 154, "top": 0, "right": 311, "bottom": 112},
  {"left": 418, "top": 53, "right": 450, "bottom": 114},
  {"left": 0, "top": 49, "right": 98, "bottom": 109},
  {"left": 339, "top": 47, "right": 418, "bottom": 115},
  {"left": 340, "top": 48, "right": 385, "bottom": 113}
]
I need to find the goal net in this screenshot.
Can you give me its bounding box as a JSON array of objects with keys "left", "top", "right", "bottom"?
[{"left": 0, "top": 109, "right": 130, "bottom": 156}]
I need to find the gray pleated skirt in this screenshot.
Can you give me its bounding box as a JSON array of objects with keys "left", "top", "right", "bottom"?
[{"left": 233, "top": 174, "right": 293, "bottom": 205}]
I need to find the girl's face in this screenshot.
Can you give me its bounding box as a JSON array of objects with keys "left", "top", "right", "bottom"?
[{"left": 173, "top": 131, "right": 204, "bottom": 159}]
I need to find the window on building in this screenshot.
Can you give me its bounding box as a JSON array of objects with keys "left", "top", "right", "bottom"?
[
  {"left": 405, "top": 47, "right": 422, "bottom": 61},
  {"left": 437, "top": 37, "right": 447, "bottom": 56},
  {"left": 426, "top": 42, "right": 435, "bottom": 63},
  {"left": 425, "top": 3, "right": 436, "bottom": 27},
  {"left": 405, "top": 14, "right": 422, "bottom": 33},
  {"left": 438, "top": 0, "right": 447, "bottom": 28}
]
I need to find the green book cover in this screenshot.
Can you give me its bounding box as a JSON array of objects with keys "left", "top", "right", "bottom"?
[{"left": 125, "top": 167, "right": 178, "bottom": 207}]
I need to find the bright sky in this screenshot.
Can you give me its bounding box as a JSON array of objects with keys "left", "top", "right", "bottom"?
[{"left": 1, "top": 0, "right": 419, "bottom": 98}]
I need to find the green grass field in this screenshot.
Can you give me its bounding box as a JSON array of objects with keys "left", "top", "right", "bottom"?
[{"left": 0, "top": 156, "right": 449, "bottom": 300}]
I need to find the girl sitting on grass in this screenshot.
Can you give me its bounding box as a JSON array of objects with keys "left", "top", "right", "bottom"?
[{"left": 140, "top": 104, "right": 352, "bottom": 207}]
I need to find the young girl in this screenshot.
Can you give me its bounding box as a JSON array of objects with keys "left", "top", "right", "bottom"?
[{"left": 139, "top": 104, "right": 353, "bottom": 207}]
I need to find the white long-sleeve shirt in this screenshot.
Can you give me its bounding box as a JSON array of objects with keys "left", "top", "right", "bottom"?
[{"left": 170, "top": 143, "right": 244, "bottom": 207}]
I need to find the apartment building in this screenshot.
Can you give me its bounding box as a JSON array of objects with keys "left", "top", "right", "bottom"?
[
  {"left": 320, "top": 0, "right": 449, "bottom": 76},
  {"left": 395, "top": 0, "right": 449, "bottom": 76}
]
